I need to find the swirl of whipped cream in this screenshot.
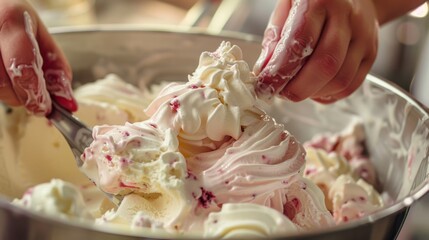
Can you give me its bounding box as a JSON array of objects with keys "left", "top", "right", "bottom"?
[
  {"left": 81, "top": 122, "right": 187, "bottom": 196},
  {"left": 12, "top": 179, "right": 92, "bottom": 220},
  {"left": 203, "top": 203, "right": 297, "bottom": 239},
  {"left": 145, "top": 42, "right": 260, "bottom": 156},
  {"left": 187, "top": 115, "right": 305, "bottom": 205},
  {"left": 192, "top": 41, "right": 256, "bottom": 108},
  {"left": 79, "top": 41, "right": 338, "bottom": 234},
  {"left": 329, "top": 175, "right": 383, "bottom": 223}
]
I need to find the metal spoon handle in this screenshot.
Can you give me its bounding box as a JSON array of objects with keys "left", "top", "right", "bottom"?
[{"left": 47, "top": 101, "right": 93, "bottom": 167}]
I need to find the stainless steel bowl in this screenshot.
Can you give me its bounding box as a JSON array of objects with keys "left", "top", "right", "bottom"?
[{"left": 0, "top": 27, "right": 428, "bottom": 240}]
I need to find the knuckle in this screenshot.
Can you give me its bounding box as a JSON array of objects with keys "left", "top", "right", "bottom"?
[
  {"left": 335, "top": 78, "right": 363, "bottom": 99},
  {"left": 316, "top": 53, "right": 341, "bottom": 78},
  {"left": 331, "top": 77, "right": 351, "bottom": 91},
  {"left": 313, "top": 0, "right": 350, "bottom": 11},
  {"left": 288, "top": 36, "right": 313, "bottom": 64},
  {"left": 313, "top": 0, "right": 328, "bottom": 8},
  {"left": 294, "top": 36, "right": 309, "bottom": 49}
]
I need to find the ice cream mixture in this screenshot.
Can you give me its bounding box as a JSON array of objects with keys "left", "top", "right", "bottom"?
[{"left": 10, "top": 42, "right": 384, "bottom": 238}]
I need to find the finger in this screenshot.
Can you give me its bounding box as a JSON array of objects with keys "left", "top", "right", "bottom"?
[
  {"left": 253, "top": 0, "right": 292, "bottom": 75},
  {"left": 312, "top": 58, "right": 374, "bottom": 104},
  {"left": 256, "top": 0, "right": 326, "bottom": 98},
  {"left": 312, "top": 17, "right": 378, "bottom": 103},
  {"left": 0, "top": 57, "right": 20, "bottom": 106},
  {"left": 37, "top": 18, "right": 77, "bottom": 112},
  {"left": 310, "top": 41, "right": 363, "bottom": 99},
  {"left": 0, "top": 9, "right": 51, "bottom": 116},
  {"left": 278, "top": 8, "right": 351, "bottom": 102},
  {"left": 330, "top": 59, "right": 374, "bottom": 100}
]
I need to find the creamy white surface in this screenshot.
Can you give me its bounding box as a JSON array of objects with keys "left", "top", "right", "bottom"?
[
  {"left": 329, "top": 175, "right": 383, "bottom": 223},
  {"left": 12, "top": 179, "right": 92, "bottom": 220},
  {"left": 74, "top": 73, "right": 149, "bottom": 124},
  {"left": 303, "top": 122, "right": 377, "bottom": 186},
  {"left": 81, "top": 41, "right": 334, "bottom": 234},
  {"left": 81, "top": 122, "right": 195, "bottom": 230},
  {"left": 145, "top": 41, "right": 259, "bottom": 156},
  {"left": 6, "top": 42, "right": 399, "bottom": 239},
  {"left": 204, "top": 203, "right": 297, "bottom": 238},
  {"left": 304, "top": 147, "right": 352, "bottom": 211}
]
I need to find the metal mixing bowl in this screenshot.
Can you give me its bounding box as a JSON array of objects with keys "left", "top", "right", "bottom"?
[{"left": 0, "top": 27, "right": 428, "bottom": 240}]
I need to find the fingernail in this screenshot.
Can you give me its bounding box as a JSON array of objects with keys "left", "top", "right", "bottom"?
[
  {"left": 52, "top": 95, "right": 78, "bottom": 112},
  {"left": 45, "top": 69, "right": 78, "bottom": 112},
  {"left": 253, "top": 48, "right": 267, "bottom": 75}
]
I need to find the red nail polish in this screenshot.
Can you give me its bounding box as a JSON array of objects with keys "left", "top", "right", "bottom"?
[{"left": 53, "top": 95, "right": 78, "bottom": 112}]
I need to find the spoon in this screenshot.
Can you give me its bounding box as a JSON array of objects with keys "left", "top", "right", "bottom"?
[{"left": 47, "top": 101, "right": 122, "bottom": 205}]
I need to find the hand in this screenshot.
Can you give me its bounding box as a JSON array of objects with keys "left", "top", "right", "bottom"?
[
  {"left": 254, "top": 0, "right": 379, "bottom": 104},
  {"left": 0, "top": 0, "right": 77, "bottom": 116}
]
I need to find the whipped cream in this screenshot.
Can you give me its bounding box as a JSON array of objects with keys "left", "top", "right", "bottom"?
[
  {"left": 303, "top": 122, "right": 382, "bottom": 217},
  {"left": 204, "top": 203, "right": 297, "bottom": 238},
  {"left": 11, "top": 41, "right": 387, "bottom": 239},
  {"left": 12, "top": 179, "right": 92, "bottom": 220},
  {"left": 81, "top": 122, "right": 194, "bottom": 231},
  {"left": 81, "top": 41, "right": 334, "bottom": 234},
  {"left": 75, "top": 74, "right": 149, "bottom": 124},
  {"left": 145, "top": 42, "right": 260, "bottom": 156},
  {"left": 329, "top": 175, "right": 383, "bottom": 223},
  {"left": 304, "top": 122, "right": 377, "bottom": 186}
]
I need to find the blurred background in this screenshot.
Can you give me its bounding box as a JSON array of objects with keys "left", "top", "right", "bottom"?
[{"left": 27, "top": 0, "right": 429, "bottom": 239}]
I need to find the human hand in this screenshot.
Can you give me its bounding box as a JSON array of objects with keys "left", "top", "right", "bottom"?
[
  {"left": 253, "top": 0, "right": 379, "bottom": 103},
  {"left": 0, "top": 0, "right": 77, "bottom": 116}
]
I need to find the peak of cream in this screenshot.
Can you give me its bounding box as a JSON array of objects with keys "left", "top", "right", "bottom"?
[
  {"left": 145, "top": 41, "right": 259, "bottom": 156},
  {"left": 192, "top": 41, "right": 256, "bottom": 108}
]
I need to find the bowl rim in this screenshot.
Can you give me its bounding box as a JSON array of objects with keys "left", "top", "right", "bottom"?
[
  {"left": 1, "top": 26, "right": 428, "bottom": 239},
  {"left": 48, "top": 23, "right": 262, "bottom": 42}
]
